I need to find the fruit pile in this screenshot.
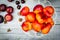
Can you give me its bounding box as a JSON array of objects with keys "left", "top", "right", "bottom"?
[{"left": 20, "top": 4, "right": 54, "bottom": 34}]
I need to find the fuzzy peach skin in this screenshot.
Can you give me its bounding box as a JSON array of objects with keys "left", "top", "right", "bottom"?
[
  {"left": 41, "top": 18, "right": 54, "bottom": 34},
  {"left": 25, "top": 12, "right": 36, "bottom": 22},
  {"left": 41, "top": 23, "right": 53, "bottom": 34},
  {"left": 33, "top": 4, "right": 43, "bottom": 14},
  {"left": 20, "top": 6, "right": 30, "bottom": 16},
  {"left": 44, "top": 18, "right": 54, "bottom": 25},
  {"left": 32, "top": 21, "right": 43, "bottom": 32},
  {"left": 43, "top": 6, "right": 54, "bottom": 17},
  {"left": 21, "top": 21, "right": 32, "bottom": 32},
  {"left": 36, "top": 13, "right": 44, "bottom": 23}
]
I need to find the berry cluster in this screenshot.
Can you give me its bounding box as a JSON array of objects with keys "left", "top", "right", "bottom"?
[
  {"left": 15, "top": 0, "right": 25, "bottom": 9},
  {"left": 20, "top": 4, "right": 54, "bottom": 34}
]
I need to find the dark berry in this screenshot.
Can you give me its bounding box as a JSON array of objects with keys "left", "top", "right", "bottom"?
[
  {"left": 21, "top": 0, "right": 25, "bottom": 4},
  {"left": 0, "top": 4, "right": 7, "bottom": 12},
  {"left": 17, "top": 5, "right": 21, "bottom": 9},
  {"left": 8, "top": 0, "right": 14, "bottom": 2},
  {"left": 0, "top": 15, "right": 4, "bottom": 23},
  {"left": 6, "top": 6, "right": 14, "bottom": 14},
  {"left": 16, "top": 1, "right": 20, "bottom": 5}
]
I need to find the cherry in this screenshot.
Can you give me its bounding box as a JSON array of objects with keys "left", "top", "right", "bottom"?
[
  {"left": 17, "top": 5, "right": 21, "bottom": 9},
  {"left": 21, "top": 0, "right": 25, "bottom": 4},
  {"left": 8, "top": 0, "right": 14, "bottom": 2},
  {"left": 16, "top": 1, "right": 20, "bottom": 5}
]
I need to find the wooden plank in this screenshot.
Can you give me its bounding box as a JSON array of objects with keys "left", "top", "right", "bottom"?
[
  {"left": 0, "top": 25, "right": 60, "bottom": 40},
  {"left": 49, "top": 0, "right": 60, "bottom": 7}
]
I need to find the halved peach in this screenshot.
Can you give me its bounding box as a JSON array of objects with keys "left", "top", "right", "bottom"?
[
  {"left": 32, "top": 21, "right": 42, "bottom": 32},
  {"left": 25, "top": 12, "right": 36, "bottom": 22},
  {"left": 33, "top": 4, "right": 43, "bottom": 14},
  {"left": 21, "top": 21, "right": 32, "bottom": 32}
]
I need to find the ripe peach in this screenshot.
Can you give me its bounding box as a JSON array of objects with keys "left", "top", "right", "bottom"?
[
  {"left": 36, "top": 13, "right": 44, "bottom": 23},
  {"left": 43, "top": 6, "right": 54, "bottom": 17},
  {"left": 33, "top": 4, "right": 43, "bottom": 14},
  {"left": 25, "top": 12, "right": 36, "bottom": 22},
  {"left": 45, "top": 6, "right": 54, "bottom": 14},
  {"left": 44, "top": 18, "right": 54, "bottom": 26},
  {"left": 32, "top": 21, "right": 42, "bottom": 32},
  {"left": 41, "top": 23, "right": 52, "bottom": 34},
  {"left": 21, "top": 21, "right": 32, "bottom": 32},
  {"left": 20, "top": 6, "right": 30, "bottom": 16}
]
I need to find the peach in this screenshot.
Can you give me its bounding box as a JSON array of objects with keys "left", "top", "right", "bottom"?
[
  {"left": 21, "top": 21, "right": 32, "bottom": 32},
  {"left": 33, "top": 4, "right": 43, "bottom": 14},
  {"left": 41, "top": 23, "right": 52, "bottom": 34},
  {"left": 41, "top": 18, "right": 54, "bottom": 34},
  {"left": 32, "top": 21, "right": 42, "bottom": 32},
  {"left": 20, "top": 6, "right": 30, "bottom": 16},
  {"left": 36, "top": 13, "right": 44, "bottom": 23},
  {"left": 44, "top": 18, "right": 54, "bottom": 26},
  {"left": 43, "top": 6, "right": 54, "bottom": 17},
  {"left": 25, "top": 12, "right": 36, "bottom": 22}
]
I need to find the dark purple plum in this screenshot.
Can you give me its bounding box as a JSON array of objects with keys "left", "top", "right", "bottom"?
[{"left": 0, "top": 15, "right": 4, "bottom": 23}]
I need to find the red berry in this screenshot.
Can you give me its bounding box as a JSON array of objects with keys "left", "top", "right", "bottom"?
[{"left": 16, "top": 1, "right": 20, "bottom": 5}]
